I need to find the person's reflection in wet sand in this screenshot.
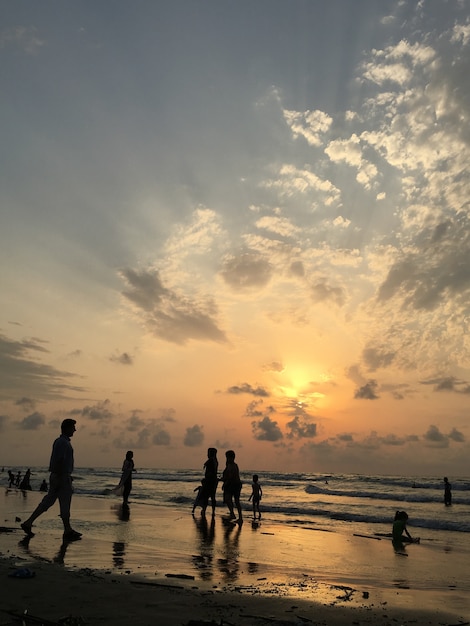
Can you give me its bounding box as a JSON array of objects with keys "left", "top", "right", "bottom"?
[
  {"left": 192, "top": 514, "right": 215, "bottom": 580},
  {"left": 18, "top": 532, "right": 73, "bottom": 565},
  {"left": 218, "top": 520, "right": 241, "bottom": 582},
  {"left": 112, "top": 503, "right": 130, "bottom": 521},
  {"left": 113, "top": 541, "right": 126, "bottom": 569},
  {"left": 53, "top": 538, "right": 73, "bottom": 564}
]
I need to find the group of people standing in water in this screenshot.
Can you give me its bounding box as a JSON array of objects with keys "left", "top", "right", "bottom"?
[
  {"left": 119, "top": 446, "right": 262, "bottom": 525},
  {"left": 191, "top": 448, "right": 262, "bottom": 524}
]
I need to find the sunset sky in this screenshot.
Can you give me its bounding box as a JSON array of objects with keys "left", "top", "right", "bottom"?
[{"left": 1, "top": 1, "right": 469, "bottom": 477}]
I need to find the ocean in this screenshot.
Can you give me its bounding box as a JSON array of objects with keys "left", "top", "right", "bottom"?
[{"left": 7, "top": 467, "right": 469, "bottom": 536}]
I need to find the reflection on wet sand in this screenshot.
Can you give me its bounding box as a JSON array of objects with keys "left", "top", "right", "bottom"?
[
  {"left": 113, "top": 541, "right": 126, "bottom": 569},
  {"left": 218, "top": 518, "right": 242, "bottom": 582},
  {"left": 192, "top": 514, "right": 215, "bottom": 580}
]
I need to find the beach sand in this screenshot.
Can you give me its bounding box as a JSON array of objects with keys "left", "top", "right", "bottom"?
[{"left": 1, "top": 489, "right": 468, "bottom": 625}]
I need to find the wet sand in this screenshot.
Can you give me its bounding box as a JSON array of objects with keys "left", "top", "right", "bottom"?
[{"left": 1, "top": 489, "right": 468, "bottom": 625}]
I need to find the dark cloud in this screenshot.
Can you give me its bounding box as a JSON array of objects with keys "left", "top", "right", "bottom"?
[
  {"left": 286, "top": 415, "right": 317, "bottom": 439},
  {"left": 15, "top": 397, "right": 36, "bottom": 412},
  {"left": 381, "top": 434, "right": 407, "bottom": 446},
  {"left": 362, "top": 347, "right": 396, "bottom": 371},
  {"left": 423, "top": 424, "right": 448, "bottom": 448},
  {"left": 227, "top": 383, "right": 270, "bottom": 397},
  {"left": 420, "top": 376, "right": 470, "bottom": 393},
  {"left": 244, "top": 400, "right": 265, "bottom": 417},
  {"left": 114, "top": 427, "right": 153, "bottom": 450},
  {"left": 289, "top": 261, "right": 305, "bottom": 277},
  {"left": 252, "top": 416, "right": 283, "bottom": 441},
  {"left": 110, "top": 352, "right": 133, "bottom": 365},
  {"left": 220, "top": 253, "right": 272, "bottom": 291},
  {"left": 354, "top": 379, "right": 379, "bottom": 399},
  {"left": 71, "top": 399, "right": 114, "bottom": 421},
  {"left": 125, "top": 414, "right": 145, "bottom": 431},
  {"left": 448, "top": 428, "right": 465, "bottom": 443},
  {"left": 153, "top": 429, "right": 171, "bottom": 446},
  {"left": 120, "top": 268, "right": 227, "bottom": 345},
  {"left": 18, "top": 411, "right": 46, "bottom": 430},
  {"left": 378, "top": 220, "right": 470, "bottom": 311},
  {"left": 311, "top": 280, "right": 345, "bottom": 306},
  {"left": 184, "top": 424, "right": 204, "bottom": 447},
  {"left": 0, "top": 333, "right": 85, "bottom": 401},
  {"left": 263, "top": 361, "right": 284, "bottom": 372}
]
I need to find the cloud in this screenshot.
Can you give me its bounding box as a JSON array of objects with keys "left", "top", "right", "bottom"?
[
  {"left": 362, "top": 347, "right": 396, "bottom": 371},
  {"left": 251, "top": 416, "right": 283, "bottom": 441},
  {"left": 110, "top": 352, "right": 133, "bottom": 365},
  {"left": 220, "top": 253, "right": 273, "bottom": 291},
  {"left": 184, "top": 424, "right": 204, "bottom": 447},
  {"left": 0, "top": 26, "right": 44, "bottom": 54},
  {"left": 423, "top": 424, "right": 449, "bottom": 448},
  {"left": 283, "top": 109, "right": 333, "bottom": 146},
  {"left": 255, "top": 215, "right": 301, "bottom": 238},
  {"left": 153, "top": 429, "right": 171, "bottom": 446},
  {"left": 420, "top": 376, "right": 470, "bottom": 393},
  {"left": 262, "top": 164, "right": 340, "bottom": 204},
  {"left": 311, "top": 280, "right": 345, "bottom": 306},
  {"left": 15, "top": 397, "right": 37, "bottom": 412},
  {"left": 71, "top": 399, "right": 114, "bottom": 421},
  {"left": 354, "top": 380, "right": 379, "bottom": 400},
  {"left": 226, "top": 383, "right": 270, "bottom": 397},
  {"left": 120, "top": 268, "right": 227, "bottom": 345},
  {"left": 422, "top": 425, "right": 465, "bottom": 448},
  {"left": 113, "top": 413, "right": 174, "bottom": 449},
  {"left": 286, "top": 415, "right": 317, "bottom": 439},
  {"left": 0, "top": 333, "right": 85, "bottom": 401},
  {"left": 18, "top": 411, "right": 46, "bottom": 430},
  {"left": 243, "top": 400, "right": 264, "bottom": 417},
  {"left": 262, "top": 361, "right": 285, "bottom": 373}
]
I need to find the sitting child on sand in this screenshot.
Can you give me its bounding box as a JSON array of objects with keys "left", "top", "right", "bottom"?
[{"left": 392, "top": 510, "right": 420, "bottom": 545}]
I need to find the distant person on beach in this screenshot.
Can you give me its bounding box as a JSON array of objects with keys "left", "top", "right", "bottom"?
[
  {"left": 248, "top": 474, "right": 262, "bottom": 520},
  {"left": 39, "top": 479, "right": 48, "bottom": 492},
  {"left": 192, "top": 479, "right": 208, "bottom": 514},
  {"left": 203, "top": 447, "right": 219, "bottom": 516},
  {"left": 120, "top": 450, "right": 135, "bottom": 506},
  {"left": 392, "top": 510, "right": 419, "bottom": 546},
  {"left": 15, "top": 471, "right": 22, "bottom": 487},
  {"left": 20, "top": 418, "right": 82, "bottom": 542},
  {"left": 444, "top": 477, "right": 452, "bottom": 506},
  {"left": 19, "top": 468, "right": 32, "bottom": 490},
  {"left": 8, "top": 470, "right": 15, "bottom": 487},
  {"left": 222, "top": 450, "right": 243, "bottom": 524}
]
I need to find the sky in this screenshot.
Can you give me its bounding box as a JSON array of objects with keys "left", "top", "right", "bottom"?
[{"left": 1, "top": 1, "right": 470, "bottom": 477}]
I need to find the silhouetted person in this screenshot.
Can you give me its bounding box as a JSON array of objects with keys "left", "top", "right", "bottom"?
[
  {"left": 19, "top": 469, "right": 32, "bottom": 490},
  {"left": 203, "top": 447, "right": 219, "bottom": 516},
  {"left": 392, "top": 510, "right": 419, "bottom": 548},
  {"left": 444, "top": 477, "right": 452, "bottom": 506},
  {"left": 222, "top": 450, "right": 243, "bottom": 524},
  {"left": 120, "top": 450, "right": 135, "bottom": 506},
  {"left": 39, "top": 479, "right": 48, "bottom": 492},
  {"left": 20, "top": 419, "right": 81, "bottom": 541},
  {"left": 248, "top": 474, "right": 262, "bottom": 519},
  {"left": 15, "top": 471, "right": 22, "bottom": 487},
  {"left": 192, "top": 480, "right": 208, "bottom": 514},
  {"left": 8, "top": 470, "right": 15, "bottom": 487}
]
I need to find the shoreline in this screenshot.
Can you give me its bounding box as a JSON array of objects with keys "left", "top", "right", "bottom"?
[{"left": 1, "top": 489, "right": 469, "bottom": 625}]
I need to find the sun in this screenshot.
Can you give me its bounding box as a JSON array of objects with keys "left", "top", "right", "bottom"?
[{"left": 277, "top": 364, "right": 328, "bottom": 402}]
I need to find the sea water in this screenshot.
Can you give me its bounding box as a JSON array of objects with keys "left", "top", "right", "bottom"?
[{"left": 7, "top": 467, "right": 469, "bottom": 539}]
